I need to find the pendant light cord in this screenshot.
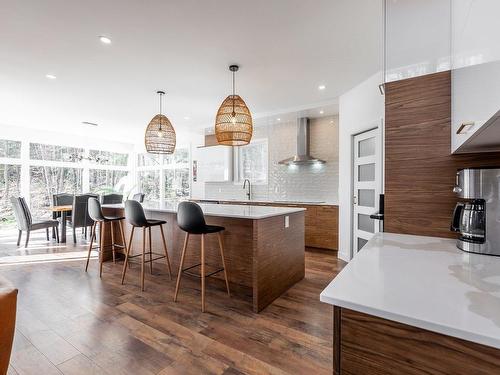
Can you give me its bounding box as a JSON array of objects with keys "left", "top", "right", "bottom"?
[
  {"left": 159, "top": 92, "right": 163, "bottom": 130},
  {"left": 232, "top": 70, "right": 235, "bottom": 116}
]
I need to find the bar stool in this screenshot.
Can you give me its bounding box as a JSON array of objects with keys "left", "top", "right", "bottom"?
[
  {"left": 174, "top": 201, "right": 230, "bottom": 312},
  {"left": 85, "top": 198, "right": 127, "bottom": 277},
  {"left": 121, "top": 200, "right": 172, "bottom": 291}
]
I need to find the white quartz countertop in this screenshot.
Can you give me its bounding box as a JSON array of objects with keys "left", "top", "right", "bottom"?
[
  {"left": 320, "top": 232, "right": 500, "bottom": 349},
  {"left": 103, "top": 202, "right": 305, "bottom": 220},
  {"left": 190, "top": 197, "right": 338, "bottom": 206}
]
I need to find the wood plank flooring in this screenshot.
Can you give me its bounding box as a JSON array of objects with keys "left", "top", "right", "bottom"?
[{"left": 0, "top": 234, "right": 345, "bottom": 375}]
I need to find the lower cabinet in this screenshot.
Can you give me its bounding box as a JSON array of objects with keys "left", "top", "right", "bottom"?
[
  {"left": 216, "top": 201, "right": 338, "bottom": 250},
  {"left": 334, "top": 307, "right": 500, "bottom": 375}
]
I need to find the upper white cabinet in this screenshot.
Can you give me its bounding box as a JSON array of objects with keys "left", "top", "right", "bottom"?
[
  {"left": 452, "top": 0, "right": 500, "bottom": 70},
  {"left": 385, "top": 0, "right": 451, "bottom": 82},
  {"left": 451, "top": 0, "right": 500, "bottom": 153},
  {"left": 197, "top": 146, "right": 233, "bottom": 182}
]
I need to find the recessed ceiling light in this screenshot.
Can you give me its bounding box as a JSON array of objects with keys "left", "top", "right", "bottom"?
[
  {"left": 319, "top": 110, "right": 324, "bottom": 114},
  {"left": 277, "top": 118, "right": 281, "bottom": 121},
  {"left": 318, "top": 85, "right": 326, "bottom": 90},
  {"left": 45, "top": 74, "right": 56, "bottom": 79},
  {"left": 99, "top": 36, "right": 112, "bottom": 44},
  {"left": 82, "top": 121, "right": 98, "bottom": 126},
  {"left": 183, "top": 116, "right": 190, "bottom": 120}
]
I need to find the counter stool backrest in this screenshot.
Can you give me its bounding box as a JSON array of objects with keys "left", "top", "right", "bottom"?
[
  {"left": 125, "top": 199, "right": 148, "bottom": 227},
  {"left": 177, "top": 201, "right": 206, "bottom": 233},
  {"left": 88, "top": 198, "right": 105, "bottom": 222}
]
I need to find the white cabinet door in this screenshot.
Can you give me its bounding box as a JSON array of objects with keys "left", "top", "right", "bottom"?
[
  {"left": 452, "top": 0, "right": 500, "bottom": 70},
  {"left": 198, "top": 147, "right": 233, "bottom": 182},
  {"left": 452, "top": 60, "right": 500, "bottom": 153}
]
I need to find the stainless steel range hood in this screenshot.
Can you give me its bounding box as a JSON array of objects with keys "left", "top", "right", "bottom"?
[{"left": 278, "top": 117, "right": 326, "bottom": 165}]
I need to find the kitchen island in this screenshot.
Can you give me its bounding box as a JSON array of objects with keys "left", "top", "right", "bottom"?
[
  {"left": 103, "top": 202, "right": 306, "bottom": 312},
  {"left": 320, "top": 232, "right": 500, "bottom": 374}
]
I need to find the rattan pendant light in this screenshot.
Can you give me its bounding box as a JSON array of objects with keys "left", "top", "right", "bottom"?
[
  {"left": 214, "top": 65, "right": 253, "bottom": 146},
  {"left": 145, "top": 90, "right": 176, "bottom": 154}
]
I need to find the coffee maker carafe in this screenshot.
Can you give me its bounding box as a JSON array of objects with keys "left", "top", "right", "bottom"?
[{"left": 451, "top": 168, "right": 500, "bottom": 256}]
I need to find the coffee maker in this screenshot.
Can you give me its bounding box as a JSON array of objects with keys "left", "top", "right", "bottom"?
[{"left": 451, "top": 167, "right": 500, "bottom": 256}]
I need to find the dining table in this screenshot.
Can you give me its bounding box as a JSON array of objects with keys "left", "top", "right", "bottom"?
[{"left": 49, "top": 205, "right": 72, "bottom": 243}]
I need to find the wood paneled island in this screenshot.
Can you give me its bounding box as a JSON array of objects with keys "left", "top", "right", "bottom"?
[{"left": 103, "top": 202, "right": 305, "bottom": 312}]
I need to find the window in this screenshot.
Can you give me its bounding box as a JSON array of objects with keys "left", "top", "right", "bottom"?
[
  {"left": 138, "top": 153, "right": 160, "bottom": 167},
  {"left": 89, "top": 150, "right": 128, "bottom": 166},
  {"left": 138, "top": 170, "right": 160, "bottom": 202},
  {"left": 29, "top": 166, "right": 83, "bottom": 218},
  {"left": 0, "top": 164, "right": 21, "bottom": 226},
  {"left": 0, "top": 139, "right": 21, "bottom": 158},
  {"left": 164, "top": 168, "right": 190, "bottom": 199},
  {"left": 237, "top": 139, "right": 268, "bottom": 184},
  {"left": 30, "top": 142, "right": 84, "bottom": 162},
  {"left": 89, "top": 169, "right": 129, "bottom": 194}
]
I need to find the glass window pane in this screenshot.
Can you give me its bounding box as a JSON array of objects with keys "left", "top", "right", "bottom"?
[
  {"left": 137, "top": 153, "right": 160, "bottom": 167},
  {"left": 358, "top": 214, "right": 374, "bottom": 233},
  {"left": 138, "top": 170, "right": 160, "bottom": 202},
  {"left": 358, "top": 137, "right": 375, "bottom": 157},
  {"left": 358, "top": 163, "right": 375, "bottom": 182},
  {"left": 89, "top": 150, "right": 128, "bottom": 166},
  {"left": 238, "top": 140, "right": 268, "bottom": 183},
  {"left": 89, "top": 169, "right": 129, "bottom": 194},
  {"left": 30, "top": 166, "right": 83, "bottom": 218},
  {"left": 164, "top": 168, "right": 190, "bottom": 200},
  {"left": 358, "top": 189, "right": 375, "bottom": 207},
  {"left": 0, "top": 164, "right": 21, "bottom": 227},
  {"left": 357, "top": 237, "right": 368, "bottom": 251},
  {"left": 0, "top": 139, "right": 21, "bottom": 158},
  {"left": 30, "top": 143, "right": 84, "bottom": 162}
]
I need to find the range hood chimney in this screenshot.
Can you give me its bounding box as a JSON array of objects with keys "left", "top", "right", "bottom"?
[{"left": 278, "top": 117, "right": 326, "bottom": 165}]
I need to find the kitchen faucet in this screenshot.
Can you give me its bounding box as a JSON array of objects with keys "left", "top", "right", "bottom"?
[{"left": 243, "top": 179, "right": 251, "bottom": 200}]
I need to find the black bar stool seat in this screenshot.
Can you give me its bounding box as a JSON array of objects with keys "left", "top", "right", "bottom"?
[
  {"left": 174, "top": 201, "right": 230, "bottom": 312},
  {"left": 121, "top": 200, "right": 172, "bottom": 291},
  {"left": 85, "top": 198, "right": 127, "bottom": 277}
]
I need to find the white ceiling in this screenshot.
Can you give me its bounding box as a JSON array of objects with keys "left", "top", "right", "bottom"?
[{"left": 0, "top": 0, "right": 382, "bottom": 142}]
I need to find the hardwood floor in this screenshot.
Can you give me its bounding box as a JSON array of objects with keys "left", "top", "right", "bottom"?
[{"left": 0, "top": 240, "right": 345, "bottom": 375}]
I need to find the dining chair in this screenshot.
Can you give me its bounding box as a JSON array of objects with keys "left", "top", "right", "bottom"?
[
  {"left": 101, "top": 194, "right": 123, "bottom": 205},
  {"left": 52, "top": 193, "right": 73, "bottom": 238},
  {"left": 131, "top": 193, "right": 145, "bottom": 203},
  {"left": 71, "top": 194, "right": 97, "bottom": 243},
  {"left": 10, "top": 197, "right": 59, "bottom": 247}
]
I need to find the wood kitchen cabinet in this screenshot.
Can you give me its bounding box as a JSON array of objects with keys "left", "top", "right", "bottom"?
[{"left": 211, "top": 200, "right": 338, "bottom": 251}]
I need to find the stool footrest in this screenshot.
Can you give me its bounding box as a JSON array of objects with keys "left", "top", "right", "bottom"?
[
  {"left": 126, "top": 253, "right": 167, "bottom": 264},
  {"left": 182, "top": 263, "right": 224, "bottom": 278}
]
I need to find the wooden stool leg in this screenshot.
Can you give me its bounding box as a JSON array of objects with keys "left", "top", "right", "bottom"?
[
  {"left": 99, "top": 222, "right": 105, "bottom": 278},
  {"left": 174, "top": 233, "right": 189, "bottom": 302},
  {"left": 110, "top": 221, "right": 116, "bottom": 264},
  {"left": 201, "top": 234, "right": 206, "bottom": 312},
  {"left": 121, "top": 226, "right": 135, "bottom": 285},
  {"left": 85, "top": 222, "right": 96, "bottom": 272},
  {"left": 141, "top": 227, "right": 146, "bottom": 291},
  {"left": 148, "top": 227, "right": 153, "bottom": 275},
  {"left": 159, "top": 224, "right": 172, "bottom": 280},
  {"left": 217, "top": 232, "right": 231, "bottom": 297}
]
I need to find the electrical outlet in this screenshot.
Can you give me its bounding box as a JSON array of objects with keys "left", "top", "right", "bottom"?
[{"left": 284, "top": 216, "right": 289, "bottom": 228}]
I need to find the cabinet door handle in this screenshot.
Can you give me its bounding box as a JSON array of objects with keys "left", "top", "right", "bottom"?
[{"left": 456, "top": 122, "right": 475, "bottom": 134}]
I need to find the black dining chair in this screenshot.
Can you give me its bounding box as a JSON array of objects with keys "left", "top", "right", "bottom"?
[
  {"left": 85, "top": 198, "right": 127, "bottom": 277},
  {"left": 71, "top": 194, "right": 97, "bottom": 243},
  {"left": 10, "top": 197, "right": 59, "bottom": 247},
  {"left": 52, "top": 193, "right": 73, "bottom": 238},
  {"left": 131, "top": 193, "right": 145, "bottom": 203},
  {"left": 121, "top": 200, "right": 172, "bottom": 291},
  {"left": 174, "top": 201, "right": 230, "bottom": 312},
  {"left": 101, "top": 194, "right": 123, "bottom": 205}
]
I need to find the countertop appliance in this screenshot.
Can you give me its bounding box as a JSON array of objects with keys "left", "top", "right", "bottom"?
[{"left": 451, "top": 167, "right": 500, "bottom": 256}]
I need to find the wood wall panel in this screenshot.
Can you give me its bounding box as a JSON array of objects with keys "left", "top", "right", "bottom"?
[{"left": 385, "top": 71, "right": 500, "bottom": 238}]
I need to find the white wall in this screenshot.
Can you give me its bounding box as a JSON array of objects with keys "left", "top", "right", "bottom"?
[{"left": 338, "top": 72, "right": 384, "bottom": 262}]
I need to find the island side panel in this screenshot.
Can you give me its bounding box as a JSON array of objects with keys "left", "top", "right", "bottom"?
[
  {"left": 253, "top": 211, "right": 305, "bottom": 312},
  {"left": 339, "top": 308, "right": 500, "bottom": 374}
]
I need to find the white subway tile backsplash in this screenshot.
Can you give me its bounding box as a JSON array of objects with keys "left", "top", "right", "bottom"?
[{"left": 205, "top": 116, "right": 339, "bottom": 204}]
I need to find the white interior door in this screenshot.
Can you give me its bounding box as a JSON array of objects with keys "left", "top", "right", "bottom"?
[{"left": 352, "top": 128, "right": 382, "bottom": 254}]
